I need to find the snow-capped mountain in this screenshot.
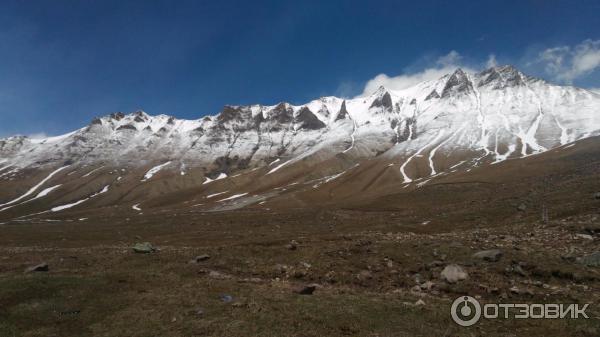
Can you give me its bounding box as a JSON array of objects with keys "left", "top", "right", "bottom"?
[{"left": 1, "top": 65, "right": 599, "bottom": 217}]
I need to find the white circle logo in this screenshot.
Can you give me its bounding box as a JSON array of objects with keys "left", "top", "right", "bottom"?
[{"left": 451, "top": 296, "right": 481, "bottom": 326}]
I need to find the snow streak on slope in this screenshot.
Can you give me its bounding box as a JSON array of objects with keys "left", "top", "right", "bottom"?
[
  {"left": 400, "top": 130, "right": 445, "bottom": 183},
  {"left": 0, "top": 184, "right": 63, "bottom": 212},
  {"left": 217, "top": 193, "right": 248, "bottom": 202},
  {"left": 342, "top": 117, "right": 358, "bottom": 154},
  {"left": 267, "top": 160, "right": 292, "bottom": 175},
  {"left": 207, "top": 191, "right": 229, "bottom": 198},
  {"left": 50, "top": 184, "right": 110, "bottom": 212},
  {"left": 51, "top": 199, "right": 88, "bottom": 212},
  {"left": 203, "top": 173, "right": 227, "bottom": 184},
  {"left": 427, "top": 124, "right": 466, "bottom": 175},
  {"left": 82, "top": 166, "right": 104, "bottom": 177},
  {"left": 0, "top": 166, "right": 70, "bottom": 207},
  {"left": 141, "top": 162, "right": 172, "bottom": 182}
]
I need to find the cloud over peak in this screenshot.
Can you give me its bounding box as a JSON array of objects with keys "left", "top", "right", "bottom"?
[
  {"left": 359, "top": 51, "right": 475, "bottom": 97},
  {"left": 538, "top": 39, "right": 600, "bottom": 83}
]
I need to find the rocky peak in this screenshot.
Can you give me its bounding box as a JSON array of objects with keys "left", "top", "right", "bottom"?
[
  {"left": 269, "top": 103, "right": 294, "bottom": 124},
  {"left": 335, "top": 100, "right": 349, "bottom": 121},
  {"left": 217, "top": 105, "right": 247, "bottom": 124},
  {"left": 477, "top": 65, "right": 525, "bottom": 89},
  {"left": 133, "top": 111, "right": 149, "bottom": 123},
  {"left": 369, "top": 91, "right": 393, "bottom": 110},
  {"left": 441, "top": 68, "right": 473, "bottom": 98},
  {"left": 110, "top": 112, "right": 125, "bottom": 121},
  {"left": 425, "top": 90, "right": 440, "bottom": 101},
  {"left": 295, "top": 107, "right": 326, "bottom": 130}
]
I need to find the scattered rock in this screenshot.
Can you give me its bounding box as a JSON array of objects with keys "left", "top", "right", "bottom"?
[
  {"left": 208, "top": 270, "right": 232, "bottom": 280},
  {"left": 231, "top": 301, "right": 246, "bottom": 308},
  {"left": 25, "top": 263, "right": 49, "bottom": 273},
  {"left": 274, "top": 264, "right": 289, "bottom": 274},
  {"left": 594, "top": 192, "right": 600, "bottom": 200},
  {"left": 189, "top": 254, "right": 211, "bottom": 263},
  {"left": 220, "top": 294, "right": 233, "bottom": 303},
  {"left": 427, "top": 260, "right": 444, "bottom": 268},
  {"left": 132, "top": 242, "right": 156, "bottom": 254},
  {"left": 577, "top": 252, "right": 600, "bottom": 267},
  {"left": 293, "top": 284, "right": 317, "bottom": 295},
  {"left": 413, "top": 273, "right": 423, "bottom": 284},
  {"left": 285, "top": 240, "right": 298, "bottom": 250},
  {"left": 293, "top": 269, "right": 307, "bottom": 279},
  {"left": 415, "top": 299, "right": 426, "bottom": 306},
  {"left": 473, "top": 249, "right": 503, "bottom": 262},
  {"left": 238, "top": 277, "right": 262, "bottom": 283},
  {"left": 575, "top": 234, "right": 594, "bottom": 240},
  {"left": 506, "top": 263, "right": 527, "bottom": 276},
  {"left": 325, "top": 271, "right": 336, "bottom": 283},
  {"left": 299, "top": 261, "right": 312, "bottom": 268},
  {"left": 356, "top": 270, "right": 373, "bottom": 282},
  {"left": 440, "top": 264, "right": 468, "bottom": 283},
  {"left": 420, "top": 281, "right": 435, "bottom": 291},
  {"left": 517, "top": 203, "right": 527, "bottom": 212},
  {"left": 510, "top": 286, "right": 533, "bottom": 296}
]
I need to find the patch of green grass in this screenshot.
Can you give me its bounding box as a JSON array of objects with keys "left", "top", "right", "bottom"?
[{"left": 0, "top": 274, "right": 128, "bottom": 337}]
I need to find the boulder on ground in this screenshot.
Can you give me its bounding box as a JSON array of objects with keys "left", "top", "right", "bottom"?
[
  {"left": 189, "top": 254, "right": 210, "bottom": 263},
  {"left": 132, "top": 242, "right": 156, "bottom": 254},
  {"left": 285, "top": 240, "right": 298, "bottom": 250},
  {"left": 25, "top": 263, "right": 49, "bottom": 273},
  {"left": 440, "top": 264, "right": 468, "bottom": 283},
  {"left": 577, "top": 252, "right": 600, "bottom": 267},
  {"left": 293, "top": 284, "right": 317, "bottom": 295},
  {"left": 472, "top": 249, "right": 503, "bottom": 262}
]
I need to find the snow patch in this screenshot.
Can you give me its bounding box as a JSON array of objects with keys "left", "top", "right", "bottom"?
[
  {"left": 51, "top": 199, "right": 88, "bottom": 212},
  {"left": 0, "top": 165, "right": 70, "bottom": 207},
  {"left": 141, "top": 161, "right": 172, "bottom": 182},
  {"left": 203, "top": 172, "right": 227, "bottom": 184},
  {"left": 82, "top": 166, "right": 104, "bottom": 178},
  {"left": 217, "top": 193, "right": 248, "bottom": 202},
  {"left": 267, "top": 160, "right": 292, "bottom": 175},
  {"left": 206, "top": 191, "right": 229, "bottom": 198}
]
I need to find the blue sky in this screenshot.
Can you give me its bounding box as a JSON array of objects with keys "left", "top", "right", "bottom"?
[{"left": 1, "top": 0, "right": 599, "bottom": 137}]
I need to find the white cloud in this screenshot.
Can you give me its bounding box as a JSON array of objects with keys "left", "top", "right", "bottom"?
[
  {"left": 486, "top": 54, "right": 498, "bottom": 68},
  {"left": 27, "top": 132, "right": 48, "bottom": 139},
  {"left": 436, "top": 50, "right": 462, "bottom": 67},
  {"left": 359, "top": 51, "right": 475, "bottom": 97},
  {"left": 357, "top": 41, "right": 600, "bottom": 98},
  {"left": 538, "top": 39, "right": 600, "bottom": 83}
]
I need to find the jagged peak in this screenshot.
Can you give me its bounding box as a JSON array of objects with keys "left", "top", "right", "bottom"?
[
  {"left": 441, "top": 69, "right": 473, "bottom": 98},
  {"left": 334, "top": 100, "right": 349, "bottom": 121},
  {"left": 477, "top": 64, "right": 526, "bottom": 89},
  {"left": 451, "top": 67, "right": 467, "bottom": 76},
  {"left": 369, "top": 90, "right": 393, "bottom": 110},
  {"left": 295, "top": 107, "right": 326, "bottom": 130}
]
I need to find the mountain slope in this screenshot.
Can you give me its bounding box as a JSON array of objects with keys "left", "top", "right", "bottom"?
[{"left": 0, "top": 65, "right": 599, "bottom": 219}]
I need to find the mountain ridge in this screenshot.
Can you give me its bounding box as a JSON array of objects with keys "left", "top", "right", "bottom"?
[{"left": 0, "top": 64, "right": 599, "bottom": 218}]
